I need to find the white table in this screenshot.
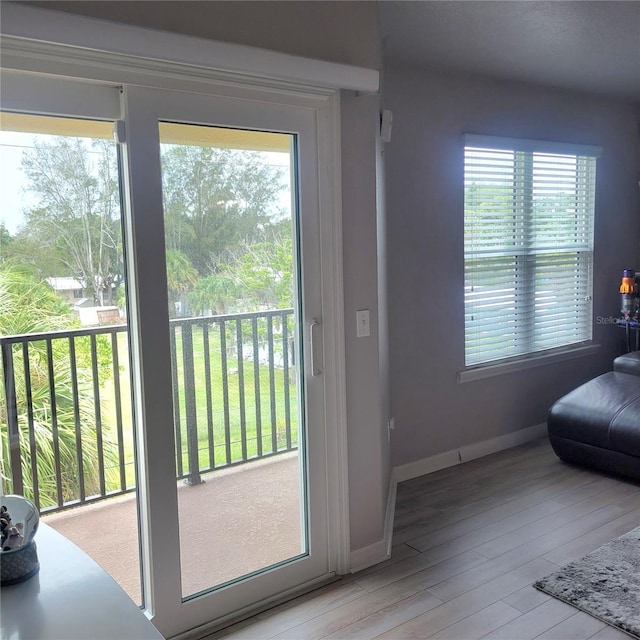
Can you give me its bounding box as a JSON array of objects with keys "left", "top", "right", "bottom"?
[{"left": 1, "top": 524, "right": 164, "bottom": 640}]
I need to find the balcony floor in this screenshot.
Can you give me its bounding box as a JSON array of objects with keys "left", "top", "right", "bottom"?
[{"left": 42, "top": 453, "right": 302, "bottom": 604}]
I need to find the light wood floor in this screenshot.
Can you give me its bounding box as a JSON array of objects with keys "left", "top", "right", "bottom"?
[{"left": 207, "top": 438, "right": 640, "bottom": 640}]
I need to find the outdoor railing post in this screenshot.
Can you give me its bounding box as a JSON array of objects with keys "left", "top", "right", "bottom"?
[
  {"left": 2, "top": 341, "right": 24, "bottom": 495},
  {"left": 182, "top": 323, "right": 203, "bottom": 485}
]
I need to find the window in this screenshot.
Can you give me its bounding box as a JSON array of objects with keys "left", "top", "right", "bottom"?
[{"left": 463, "top": 134, "right": 600, "bottom": 367}]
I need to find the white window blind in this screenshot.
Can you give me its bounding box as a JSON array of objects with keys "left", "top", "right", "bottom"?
[{"left": 463, "top": 135, "right": 600, "bottom": 367}]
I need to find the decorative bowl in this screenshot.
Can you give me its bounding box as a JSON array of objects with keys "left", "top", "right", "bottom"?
[{"left": 1, "top": 495, "right": 40, "bottom": 586}]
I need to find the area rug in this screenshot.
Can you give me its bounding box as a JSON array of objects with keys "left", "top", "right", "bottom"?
[{"left": 534, "top": 525, "right": 640, "bottom": 639}]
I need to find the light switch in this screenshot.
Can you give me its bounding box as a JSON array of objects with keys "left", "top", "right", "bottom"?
[{"left": 356, "top": 309, "right": 370, "bottom": 338}]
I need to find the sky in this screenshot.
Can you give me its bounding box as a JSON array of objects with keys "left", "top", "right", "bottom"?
[{"left": 0, "top": 131, "right": 38, "bottom": 234}]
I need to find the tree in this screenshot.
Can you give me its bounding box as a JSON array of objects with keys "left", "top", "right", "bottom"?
[
  {"left": 0, "top": 228, "right": 62, "bottom": 280},
  {"left": 161, "top": 145, "right": 286, "bottom": 275},
  {"left": 20, "top": 137, "right": 122, "bottom": 305},
  {"left": 188, "top": 272, "right": 238, "bottom": 316},
  {"left": 0, "top": 223, "right": 12, "bottom": 260},
  {"left": 187, "top": 230, "right": 294, "bottom": 316},
  {"left": 17, "top": 136, "right": 290, "bottom": 318},
  {"left": 165, "top": 249, "right": 198, "bottom": 317},
  {"left": 0, "top": 266, "right": 119, "bottom": 507},
  {"left": 224, "top": 235, "right": 293, "bottom": 310}
]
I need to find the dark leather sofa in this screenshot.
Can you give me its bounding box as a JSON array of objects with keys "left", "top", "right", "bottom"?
[{"left": 547, "top": 351, "right": 640, "bottom": 481}]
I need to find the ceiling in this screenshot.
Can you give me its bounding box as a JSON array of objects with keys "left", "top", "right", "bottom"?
[{"left": 379, "top": 1, "right": 640, "bottom": 104}]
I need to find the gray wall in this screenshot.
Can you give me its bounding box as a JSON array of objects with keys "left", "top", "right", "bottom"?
[
  {"left": 383, "top": 63, "right": 640, "bottom": 467},
  {"left": 24, "top": 0, "right": 390, "bottom": 555},
  {"left": 341, "top": 92, "right": 390, "bottom": 551}
]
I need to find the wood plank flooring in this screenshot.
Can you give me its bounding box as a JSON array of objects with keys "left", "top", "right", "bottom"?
[{"left": 205, "top": 438, "right": 640, "bottom": 640}]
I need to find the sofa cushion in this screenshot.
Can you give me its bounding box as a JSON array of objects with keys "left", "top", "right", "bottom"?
[
  {"left": 547, "top": 372, "right": 640, "bottom": 457},
  {"left": 613, "top": 351, "right": 640, "bottom": 376}
]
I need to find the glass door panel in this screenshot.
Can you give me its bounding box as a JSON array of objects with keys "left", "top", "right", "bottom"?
[
  {"left": 0, "top": 113, "right": 143, "bottom": 605},
  {"left": 119, "top": 84, "right": 331, "bottom": 635},
  {"left": 157, "top": 123, "right": 307, "bottom": 598}
]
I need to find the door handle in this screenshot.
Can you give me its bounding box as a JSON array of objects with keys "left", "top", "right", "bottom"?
[{"left": 310, "top": 318, "right": 322, "bottom": 376}]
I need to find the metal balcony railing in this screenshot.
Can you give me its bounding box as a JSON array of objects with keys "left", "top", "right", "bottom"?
[{"left": 1, "top": 309, "right": 297, "bottom": 514}]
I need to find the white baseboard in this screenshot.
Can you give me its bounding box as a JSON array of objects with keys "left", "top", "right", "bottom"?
[
  {"left": 349, "top": 538, "right": 389, "bottom": 573},
  {"left": 459, "top": 423, "right": 547, "bottom": 463},
  {"left": 348, "top": 466, "right": 398, "bottom": 573},
  {"left": 348, "top": 423, "right": 547, "bottom": 573},
  {"left": 394, "top": 423, "right": 547, "bottom": 483},
  {"left": 383, "top": 470, "right": 398, "bottom": 557},
  {"left": 394, "top": 449, "right": 461, "bottom": 483}
]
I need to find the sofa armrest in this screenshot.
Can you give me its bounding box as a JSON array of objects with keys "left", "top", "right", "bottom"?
[{"left": 613, "top": 351, "right": 640, "bottom": 376}]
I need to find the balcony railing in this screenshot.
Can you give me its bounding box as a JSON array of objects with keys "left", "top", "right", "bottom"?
[{"left": 1, "top": 309, "right": 297, "bottom": 514}]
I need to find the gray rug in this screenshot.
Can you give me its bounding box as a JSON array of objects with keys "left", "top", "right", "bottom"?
[{"left": 534, "top": 526, "right": 640, "bottom": 639}]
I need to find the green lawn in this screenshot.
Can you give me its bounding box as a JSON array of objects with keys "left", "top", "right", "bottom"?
[{"left": 102, "top": 322, "right": 299, "bottom": 490}]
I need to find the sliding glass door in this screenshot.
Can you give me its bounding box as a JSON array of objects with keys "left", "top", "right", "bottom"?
[{"left": 1, "top": 76, "right": 333, "bottom": 637}]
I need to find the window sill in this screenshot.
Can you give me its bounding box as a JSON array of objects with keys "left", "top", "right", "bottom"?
[{"left": 457, "top": 344, "right": 601, "bottom": 384}]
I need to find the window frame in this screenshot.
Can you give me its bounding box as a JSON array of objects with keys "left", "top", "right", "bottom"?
[{"left": 461, "top": 134, "right": 601, "bottom": 377}]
